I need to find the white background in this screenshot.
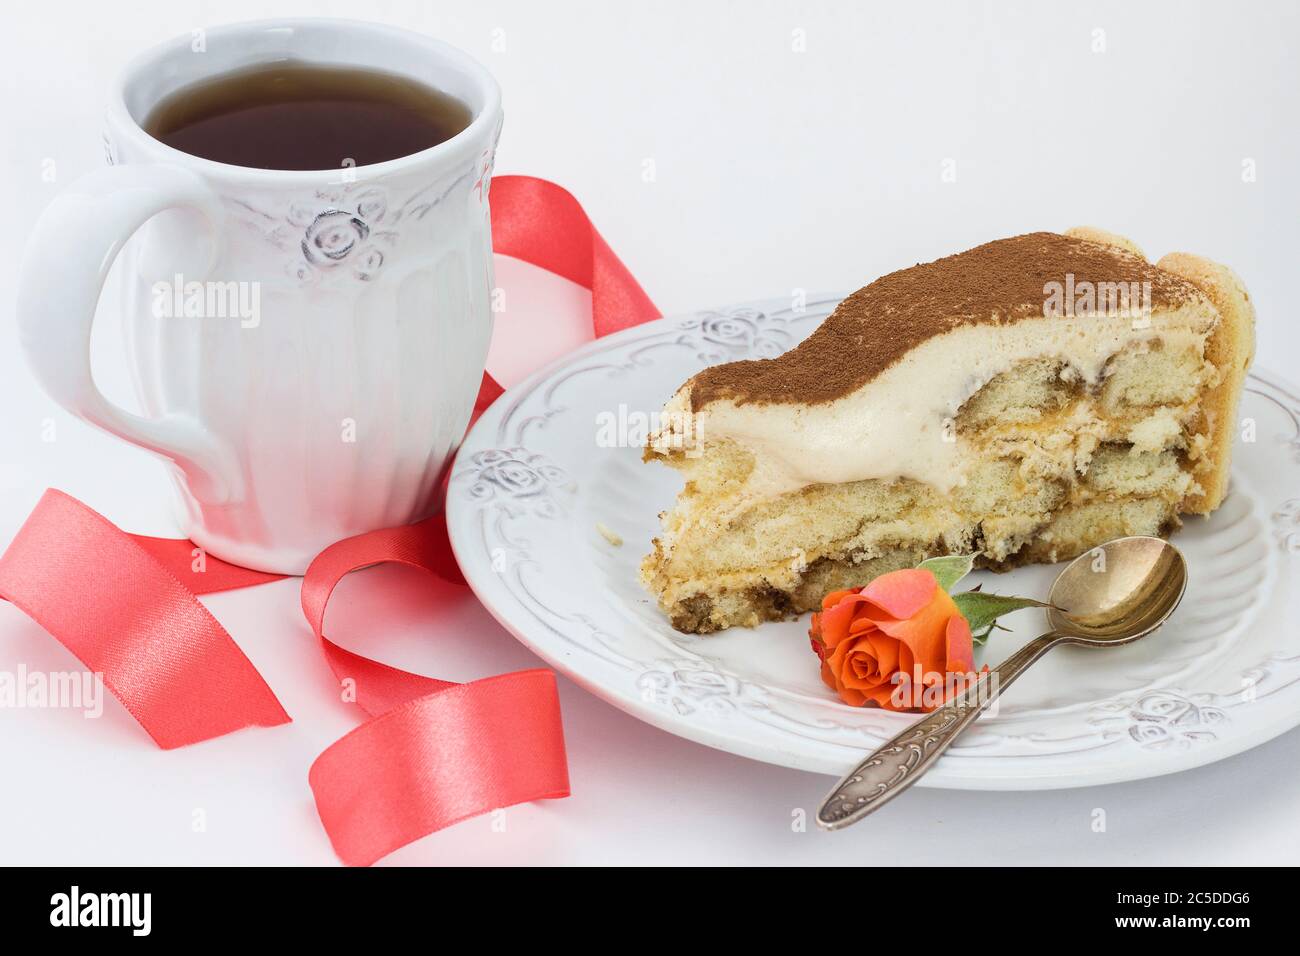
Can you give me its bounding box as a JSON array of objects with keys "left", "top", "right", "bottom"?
[{"left": 1, "top": 1, "right": 1298, "bottom": 864}]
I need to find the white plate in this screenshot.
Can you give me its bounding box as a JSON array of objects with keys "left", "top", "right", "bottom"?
[{"left": 448, "top": 296, "right": 1300, "bottom": 789}]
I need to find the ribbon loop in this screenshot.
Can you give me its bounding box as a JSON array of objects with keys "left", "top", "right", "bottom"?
[{"left": 299, "top": 514, "right": 571, "bottom": 865}]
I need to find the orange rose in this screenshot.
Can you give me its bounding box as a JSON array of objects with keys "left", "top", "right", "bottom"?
[{"left": 810, "top": 568, "right": 975, "bottom": 711}]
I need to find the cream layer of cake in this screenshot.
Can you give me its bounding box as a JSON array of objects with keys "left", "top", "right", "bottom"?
[{"left": 650, "top": 307, "right": 1213, "bottom": 504}]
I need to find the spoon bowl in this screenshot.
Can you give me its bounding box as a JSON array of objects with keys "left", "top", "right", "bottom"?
[{"left": 1046, "top": 536, "right": 1188, "bottom": 645}]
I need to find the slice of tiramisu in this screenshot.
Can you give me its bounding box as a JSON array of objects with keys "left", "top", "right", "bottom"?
[{"left": 642, "top": 228, "right": 1255, "bottom": 633}]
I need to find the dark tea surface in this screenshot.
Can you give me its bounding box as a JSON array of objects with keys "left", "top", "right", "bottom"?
[{"left": 143, "top": 62, "right": 472, "bottom": 170}]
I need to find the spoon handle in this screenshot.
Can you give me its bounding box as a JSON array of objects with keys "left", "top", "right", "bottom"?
[{"left": 816, "top": 631, "right": 1063, "bottom": 830}]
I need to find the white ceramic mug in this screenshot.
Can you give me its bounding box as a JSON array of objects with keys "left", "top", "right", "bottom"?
[{"left": 17, "top": 19, "right": 502, "bottom": 573}]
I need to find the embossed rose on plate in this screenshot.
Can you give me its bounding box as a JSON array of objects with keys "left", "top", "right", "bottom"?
[
  {"left": 463, "top": 448, "right": 574, "bottom": 517},
  {"left": 684, "top": 307, "right": 792, "bottom": 362},
  {"left": 637, "top": 659, "right": 764, "bottom": 716},
  {"left": 1094, "top": 690, "right": 1228, "bottom": 751}
]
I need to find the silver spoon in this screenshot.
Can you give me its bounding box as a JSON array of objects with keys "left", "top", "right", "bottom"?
[{"left": 816, "top": 536, "right": 1188, "bottom": 831}]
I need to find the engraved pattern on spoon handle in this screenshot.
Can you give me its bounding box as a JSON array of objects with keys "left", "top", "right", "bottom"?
[{"left": 816, "top": 632, "right": 1063, "bottom": 830}]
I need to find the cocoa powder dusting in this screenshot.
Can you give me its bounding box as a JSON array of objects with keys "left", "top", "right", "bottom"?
[{"left": 688, "top": 232, "right": 1204, "bottom": 410}]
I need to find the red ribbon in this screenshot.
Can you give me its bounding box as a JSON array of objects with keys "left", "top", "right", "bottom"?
[
  {"left": 490, "top": 176, "right": 659, "bottom": 339},
  {"left": 0, "top": 490, "right": 290, "bottom": 749},
  {"left": 302, "top": 516, "right": 570, "bottom": 866},
  {"left": 472, "top": 176, "right": 659, "bottom": 411},
  {"left": 0, "top": 175, "right": 659, "bottom": 865}
]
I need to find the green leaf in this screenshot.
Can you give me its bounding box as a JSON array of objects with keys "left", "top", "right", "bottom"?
[
  {"left": 952, "top": 591, "right": 1049, "bottom": 639},
  {"left": 916, "top": 553, "right": 977, "bottom": 592}
]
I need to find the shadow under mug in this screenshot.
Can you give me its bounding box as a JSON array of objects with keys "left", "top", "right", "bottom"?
[{"left": 17, "top": 19, "right": 503, "bottom": 573}]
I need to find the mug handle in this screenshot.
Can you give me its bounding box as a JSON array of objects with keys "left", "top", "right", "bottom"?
[{"left": 17, "top": 164, "right": 239, "bottom": 502}]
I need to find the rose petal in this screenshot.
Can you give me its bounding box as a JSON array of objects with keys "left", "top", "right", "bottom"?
[
  {"left": 848, "top": 650, "right": 877, "bottom": 683},
  {"left": 818, "top": 594, "right": 886, "bottom": 648},
  {"left": 866, "top": 631, "right": 900, "bottom": 677},
  {"left": 828, "top": 634, "right": 873, "bottom": 690},
  {"left": 944, "top": 612, "right": 975, "bottom": 674},
  {"left": 863, "top": 682, "right": 900, "bottom": 707},
  {"left": 821, "top": 588, "right": 858, "bottom": 611},
  {"left": 872, "top": 586, "right": 959, "bottom": 667},
  {"left": 816, "top": 598, "right": 856, "bottom": 647},
  {"left": 860, "top": 568, "right": 940, "bottom": 619},
  {"left": 848, "top": 615, "right": 877, "bottom": 634}
]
